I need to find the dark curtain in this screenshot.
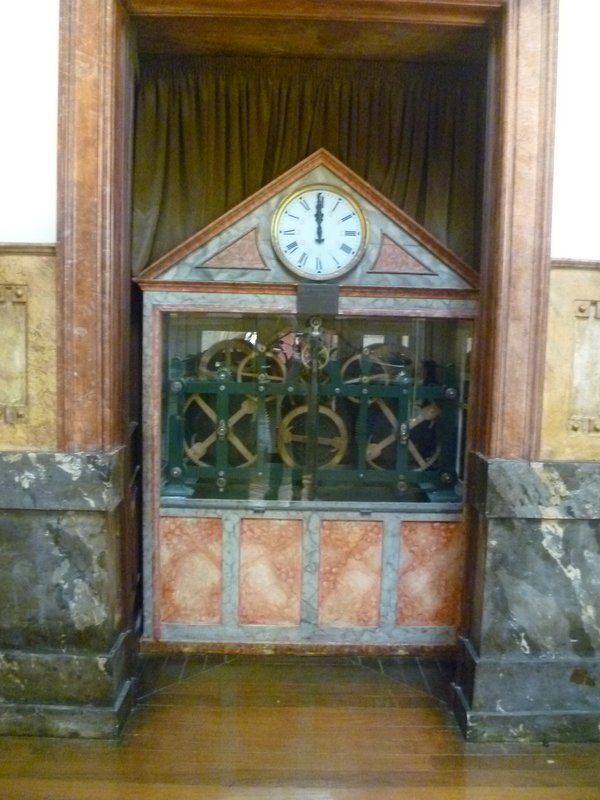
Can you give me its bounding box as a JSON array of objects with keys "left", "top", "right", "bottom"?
[{"left": 132, "top": 55, "right": 486, "bottom": 273}]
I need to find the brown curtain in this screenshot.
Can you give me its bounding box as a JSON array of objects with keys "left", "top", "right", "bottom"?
[{"left": 132, "top": 56, "right": 486, "bottom": 273}]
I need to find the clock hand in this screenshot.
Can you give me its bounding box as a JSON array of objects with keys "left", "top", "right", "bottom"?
[{"left": 315, "top": 192, "right": 324, "bottom": 244}]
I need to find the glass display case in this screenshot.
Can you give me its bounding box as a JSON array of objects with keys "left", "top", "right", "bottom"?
[
  {"left": 138, "top": 154, "right": 479, "bottom": 647},
  {"left": 161, "top": 312, "right": 471, "bottom": 507}
]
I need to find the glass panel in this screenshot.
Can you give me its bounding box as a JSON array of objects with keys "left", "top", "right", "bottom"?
[{"left": 161, "top": 313, "right": 472, "bottom": 506}]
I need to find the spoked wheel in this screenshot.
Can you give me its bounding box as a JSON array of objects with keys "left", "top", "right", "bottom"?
[
  {"left": 199, "top": 338, "right": 254, "bottom": 378},
  {"left": 365, "top": 399, "right": 400, "bottom": 469},
  {"left": 408, "top": 403, "right": 442, "bottom": 470},
  {"left": 341, "top": 353, "right": 389, "bottom": 402},
  {"left": 365, "top": 400, "right": 441, "bottom": 470},
  {"left": 277, "top": 404, "right": 348, "bottom": 468},
  {"left": 183, "top": 393, "right": 257, "bottom": 467},
  {"left": 236, "top": 349, "right": 287, "bottom": 384}
]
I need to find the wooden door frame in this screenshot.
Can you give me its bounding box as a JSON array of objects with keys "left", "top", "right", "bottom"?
[{"left": 56, "top": 0, "right": 558, "bottom": 458}]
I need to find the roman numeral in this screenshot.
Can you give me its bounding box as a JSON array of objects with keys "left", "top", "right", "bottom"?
[
  {"left": 345, "top": 230, "right": 358, "bottom": 236},
  {"left": 299, "top": 197, "right": 310, "bottom": 210},
  {"left": 286, "top": 241, "right": 299, "bottom": 253},
  {"left": 340, "top": 243, "right": 353, "bottom": 254},
  {"left": 341, "top": 213, "right": 355, "bottom": 222}
]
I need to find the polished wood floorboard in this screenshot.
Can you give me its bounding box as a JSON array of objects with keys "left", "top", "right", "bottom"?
[{"left": 0, "top": 655, "right": 598, "bottom": 799}]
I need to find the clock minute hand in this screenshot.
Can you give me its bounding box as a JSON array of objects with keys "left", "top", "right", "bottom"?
[{"left": 315, "top": 192, "right": 324, "bottom": 244}]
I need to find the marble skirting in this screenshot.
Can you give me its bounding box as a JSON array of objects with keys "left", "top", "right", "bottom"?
[{"left": 0, "top": 632, "right": 136, "bottom": 738}]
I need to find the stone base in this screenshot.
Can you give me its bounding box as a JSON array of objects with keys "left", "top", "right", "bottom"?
[
  {"left": 452, "top": 637, "right": 600, "bottom": 742},
  {"left": 452, "top": 684, "right": 600, "bottom": 743},
  {"left": 0, "top": 679, "right": 135, "bottom": 739},
  {"left": 0, "top": 631, "right": 137, "bottom": 738}
]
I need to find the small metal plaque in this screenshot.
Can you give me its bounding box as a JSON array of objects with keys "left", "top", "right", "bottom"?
[
  {"left": 296, "top": 283, "right": 339, "bottom": 316},
  {"left": 569, "top": 299, "right": 600, "bottom": 435},
  {"left": 0, "top": 284, "right": 28, "bottom": 423}
]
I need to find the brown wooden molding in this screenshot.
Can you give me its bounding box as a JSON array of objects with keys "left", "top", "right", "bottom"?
[
  {"left": 0, "top": 244, "right": 57, "bottom": 257},
  {"left": 60, "top": 0, "right": 556, "bottom": 466},
  {"left": 125, "top": 0, "right": 503, "bottom": 25},
  {"left": 57, "top": 0, "right": 134, "bottom": 451},
  {"left": 471, "top": 0, "right": 558, "bottom": 460},
  {"left": 129, "top": 2, "right": 497, "bottom": 61}
]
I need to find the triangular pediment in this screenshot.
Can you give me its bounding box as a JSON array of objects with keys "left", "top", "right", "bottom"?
[{"left": 136, "top": 149, "right": 479, "bottom": 293}]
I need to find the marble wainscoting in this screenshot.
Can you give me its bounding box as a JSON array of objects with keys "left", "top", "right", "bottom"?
[
  {"left": 453, "top": 456, "right": 600, "bottom": 742},
  {"left": 152, "top": 510, "right": 465, "bottom": 650}
]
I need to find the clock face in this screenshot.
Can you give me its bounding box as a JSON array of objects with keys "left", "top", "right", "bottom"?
[{"left": 271, "top": 185, "right": 367, "bottom": 280}]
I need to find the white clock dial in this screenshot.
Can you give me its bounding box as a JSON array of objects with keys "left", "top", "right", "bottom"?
[{"left": 272, "top": 186, "right": 367, "bottom": 280}]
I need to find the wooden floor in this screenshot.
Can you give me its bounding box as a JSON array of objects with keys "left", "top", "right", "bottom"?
[{"left": 0, "top": 655, "right": 599, "bottom": 800}]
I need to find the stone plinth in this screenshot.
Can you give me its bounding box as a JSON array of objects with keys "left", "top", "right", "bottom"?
[
  {"left": 0, "top": 450, "right": 136, "bottom": 738},
  {"left": 453, "top": 456, "right": 600, "bottom": 741}
]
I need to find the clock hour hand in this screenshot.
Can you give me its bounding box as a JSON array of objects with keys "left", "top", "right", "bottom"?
[{"left": 315, "top": 192, "right": 324, "bottom": 244}]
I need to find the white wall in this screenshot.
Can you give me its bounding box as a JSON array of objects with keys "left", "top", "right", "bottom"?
[
  {"left": 551, "top": 0, "right": 600, "bottom": 260},
  {"left": 0, "top": 1, "right": 59, "bottom": 243},
  {"left": 0, "top": 0, "right": 598, "bottom": 258}
]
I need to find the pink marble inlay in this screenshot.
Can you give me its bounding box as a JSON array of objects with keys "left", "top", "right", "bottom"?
[
  {"left": 319, "top": 520, "right": 383, "bottom": 627},
  {"left": 159, "top": 517, "right": 222, "bottom": 625},
  {"left": 397, "top": 521, "right": 465, "bottom": 627},
  {"left": 202, "top": 229, "right": 267, "bottom": 269},
  {"left": 239, "top": 518, "right": 303, "bottom": 625},
  {"left": 370, "top": 234, "right": 434, "bottom": 274}
]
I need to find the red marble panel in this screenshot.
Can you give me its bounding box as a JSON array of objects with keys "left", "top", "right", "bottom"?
[
  {"left": 319, "top": 520, "right": 383, "bottom": 627},
  {"left": 239, "top": 518, "right": 303, "bottom": 625},
  {"left": 201, "top": 229, "right": 267, "bottom": 269},
  {"left": 397, "top": 521, "right": 465, "bottom": 627},
  {"left": 159, "top": 517, "right": 222, "bottom": 624},
  {"left": 370, "top": 234, "right": 434, "bottom": 274}
]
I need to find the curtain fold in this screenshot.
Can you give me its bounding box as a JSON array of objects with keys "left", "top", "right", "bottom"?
[{"left": 132, "top": 55, "right": 486, "bottom": 273}]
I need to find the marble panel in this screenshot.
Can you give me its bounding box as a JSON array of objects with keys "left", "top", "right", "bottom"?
[
  {"left": 239, "top": 518, "right": 303, "bottom": 625},
  {"left": 0, "top": 449, "right": 125, "bottom": 511},
  {"left": 0, "top": 509, "right": 118, "bottom": 650},
  {"left": 472, "top": 456, "right": 600, "bottom": 520},
  {"left": 480, "top": 516, "right": 600, "bottom": 657},
  {"left": 318, "top": 520, "right": 383, "bottom": 627},
  {"left": 397, "top": 520, "right": 465, "bottom": 627},
  {"left": 159, "top": 517, "right": 222, "bottom": 625}
]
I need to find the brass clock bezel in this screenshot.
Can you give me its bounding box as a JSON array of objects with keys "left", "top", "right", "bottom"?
[{"left": 271, "top": 184, "right": 368, "bottom": 281}]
